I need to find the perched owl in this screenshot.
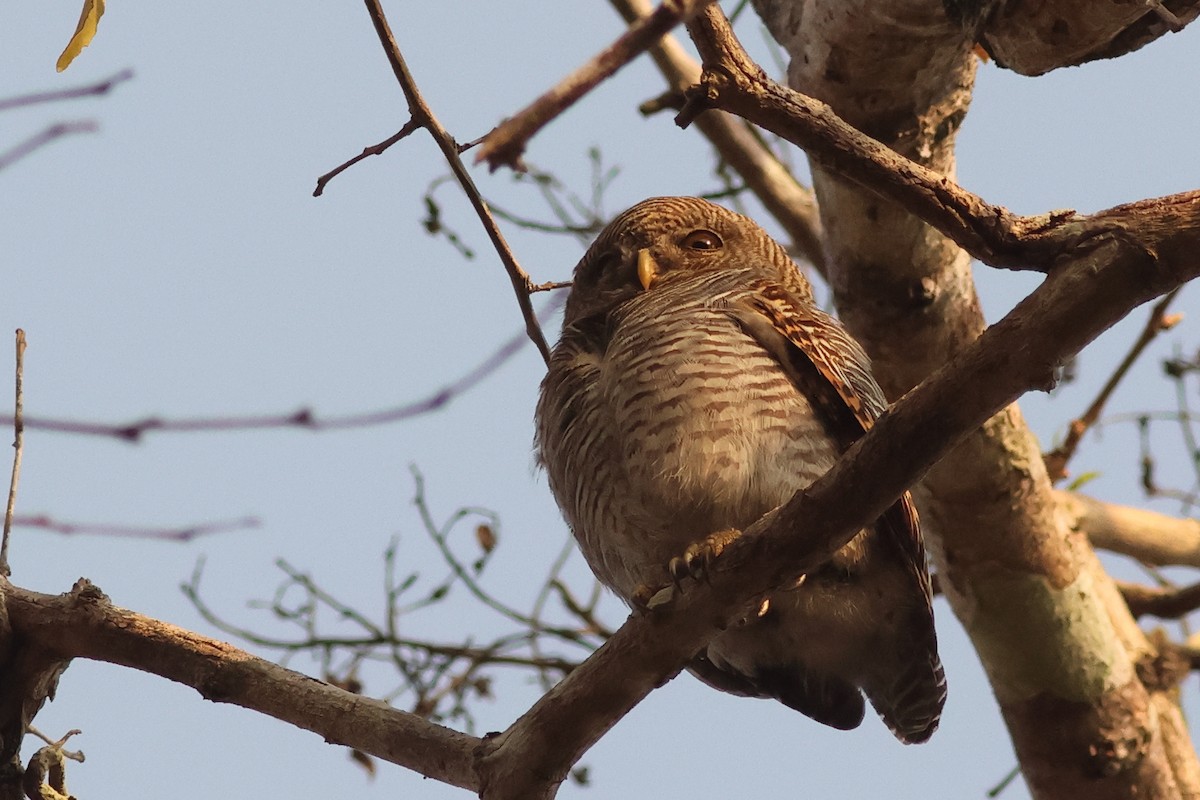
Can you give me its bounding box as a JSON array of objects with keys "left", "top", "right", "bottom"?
[{"left": 535, "top": 196, "right": 945, "bottom": 744}]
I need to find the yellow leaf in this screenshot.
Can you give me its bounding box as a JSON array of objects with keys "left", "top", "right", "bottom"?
[{"left": 56, "top": 0, "right": 106, "bottom": 72}]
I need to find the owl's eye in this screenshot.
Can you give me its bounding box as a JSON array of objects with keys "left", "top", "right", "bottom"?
[{"left": 681, "top": 229, "right": 723, "bottom": 251}]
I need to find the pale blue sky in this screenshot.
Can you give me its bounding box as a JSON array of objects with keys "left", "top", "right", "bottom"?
[{"left": 4, "top": 3, "right": 1199, "bottom": 798}]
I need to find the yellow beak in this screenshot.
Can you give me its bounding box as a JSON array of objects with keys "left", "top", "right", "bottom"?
[{"left": 637, "top": 249, "right": 658, "bottom": 290}]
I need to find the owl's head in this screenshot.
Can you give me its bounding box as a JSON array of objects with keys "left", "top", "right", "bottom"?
[{"left": 564, "top": 196, "right": 813, "bottom": 325}]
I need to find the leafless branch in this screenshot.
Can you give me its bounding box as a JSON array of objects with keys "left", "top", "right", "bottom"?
[
  {"left": 313, "top": 119, "right": 421, "bottom": 197},
  {"left": 1117, "top": 579, "right": 1200, "bottom": 620},
  {"left": 679, "top": 6, "right": 1145, "bottom": 274},
  {"left": 1060, "top": 491, "right": 1200, "bottom": 569},
  {"left": 1, "top": 577, "right": 483, "bottom": 792},
  {"left": 4, "top": 298, "right": 560, "bottom": 441},
  {"left": 180, "top": 474, "right": 610, "bottom": 727},
  {"left": 0, "top": 69, "right": 133, "bottom": 112},
  {"left": 475, "top": 0, "right": 719, "bottom": 170},
  {"left": 1044, "top": 288, "right": 1183, "bottom": 482},
  {"left": 12, "top": 515, "right": 259, "bottom": 542},
  {"left": 2, "top": 330, "right": 26, "bottom": 577},
  {"left": 323, "top": 0, "right": 552, "bottom": 363},
  {"left": 0, "top": 121, "right": 97, "bottom": 172}
]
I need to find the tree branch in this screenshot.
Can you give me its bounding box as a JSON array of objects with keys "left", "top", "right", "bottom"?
[
  {"left": 475, "top": 0, "right": 719, "bottom": 170},
  {"left": 1, "top": 300, "right": 556, "bottom": 441},
  {"left": 1043, "top": 289, "right": 1183, "bottom": 483},
  {"left": 981, "top": 0, "right": 1200, "bottom": 76},
  {"left": 682, "top": 7, "right": 1097, "bottom": 273},
  {"left": 1060, "top": 491, "right": 1200, "bottom": 569},
  {"left": 357, "top": 0, "right": 551, "bottom": 364},
  {"left": 0, "top": 578, "right": 482, "bottom": 793},
  {"left": 0, "top": 69, "right": 133, "bottom": 112}
]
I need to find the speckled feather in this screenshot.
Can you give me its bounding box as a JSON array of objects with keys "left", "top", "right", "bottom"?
[{"left": 535, "top": 197, "right": 945, "bottom": 743}]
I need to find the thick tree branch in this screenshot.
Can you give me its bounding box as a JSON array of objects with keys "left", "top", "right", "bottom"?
[
  {"left": 682, "top": 8, "right": 1094, "bottom": 273},
  {"left": 1117, "top": 580, "right": 1200, "bottom": 621},
  {"left": 0, "top": 578, "right": 482, "bottom": 793},
  {"left": 981, "top": 0, "right": 1200, "bottom": 76},
  {"left": 1061, "top": 491, "right": 1200, "bottom": 569},
  {"left": 736, "top": 1, "right": 1200, "bottom": 797}
]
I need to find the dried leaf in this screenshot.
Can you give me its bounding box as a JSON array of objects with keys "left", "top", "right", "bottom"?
[
  {"left": 475, "top": 523, "right": 497, "bottom": 553},
  {"left": 57, "top": 0, "right": 105, "bottom": 72}
]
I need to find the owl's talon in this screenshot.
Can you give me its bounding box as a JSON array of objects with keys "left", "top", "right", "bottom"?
[
  {"left": 668, "top": 528, "right": 741, "bottom": 587},
  {"left": 632, "top": 582, "right": 676, "bottom": 610}
]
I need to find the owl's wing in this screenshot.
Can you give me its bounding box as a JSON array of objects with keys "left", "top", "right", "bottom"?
[
  {"left": 728, "top": 280, "right": 929, "bottom": 600},
  {"left": 729, "top": 279, "right": 945, "bottom": 743}
]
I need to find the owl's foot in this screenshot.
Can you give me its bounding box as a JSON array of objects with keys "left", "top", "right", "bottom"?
[{"left": 668, "top": 528, "right": 741, "bottom": 585}]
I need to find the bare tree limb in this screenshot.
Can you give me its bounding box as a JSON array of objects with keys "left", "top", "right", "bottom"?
[
  {"left": 0, "top": 69, "right": 133, "bottom": 112},
  {"left": 1044, "top": 289, "right": 1184, "bottom": 483},
  {"left": 1117, "top": 580, "right": 1200, "bottom": 620},
  {"left": 734, "top": 1, "right": 1200, "bottom": 796},
  {"left": 312, "top": 119, "right": 421, "bottom": 197},
  {"left": 981, "top": 0, "right": 1200, "bottom": 76},
  {"left": 475, "top": 0, "right": 719, "bottom": 170},
  {"left": 681, "top": 8, "right": 1101, "bottom": 274},
  {"left": 11, "top": 515, "right": 259, "bottom": 542},
  {"left": 1, "top": 331, "right": 24, "bottom": 578},
  {"left": 357, "top": 0, "right": 551, "bottom": 364},
  {"left": 1060, "top": 491, "right": 1200, "bottom": 568},
  {"left": 0, "top": 122, "right": 97, "bottom": 172},
  {"left": 0, "top": 578, "right": 482, "bottom": 792},
  {"left": 1, "top": 298, "right": 560, "bottom": 441}
]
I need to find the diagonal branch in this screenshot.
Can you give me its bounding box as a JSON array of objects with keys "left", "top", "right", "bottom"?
[
  {"left": 1044, "top": 288, "right": 1183, "bottom": 482},
  {"left": 475, "top": 0, "right": 719, "bottom": 170},
  {"left": 680, "top": 7, "right": 1106, "bottom": 273},
  {"left": 357, "top": 0, "right": 551, "bottom": 363}
]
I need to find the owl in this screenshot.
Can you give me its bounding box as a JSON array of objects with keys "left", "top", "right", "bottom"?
[{"left": 535, "top": 196, "right": 945, "bottom": 743}]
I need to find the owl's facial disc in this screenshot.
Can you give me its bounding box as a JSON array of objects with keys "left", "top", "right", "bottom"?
[{"left": 636, "top": 249, "right": 659, "bottom": 290}]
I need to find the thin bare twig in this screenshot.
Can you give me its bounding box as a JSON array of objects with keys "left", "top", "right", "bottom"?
[
  {"left": 0, "top": 122, "right": 97, "bottom": 172},
  {"left": 2, "top": 330, "right": 26, "bottom": 577},
  {"left": 313, "top": 119, "right": 421, "bottom": 197},
  {"left": 12, "top": 514, "right": 258, "bottom": 541},
  {"left": 476, "top": 0, "right": 719, "bottom": 170},
  {"left": 357, "top": 0, "right": 551, "bottom": 363},
  {"left": 4, "top": 295, "right": 563, "bottom": 441},
  {"left": 0, "top": 69, "right": 133, "bottom": 112},
  {"left": 1044, "top": 288, "right": 1183, "bottom": 482}
]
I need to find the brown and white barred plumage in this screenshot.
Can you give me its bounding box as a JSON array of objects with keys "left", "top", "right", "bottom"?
[{"left": 535, "top": 197, "right": 945, "bottom": 743}]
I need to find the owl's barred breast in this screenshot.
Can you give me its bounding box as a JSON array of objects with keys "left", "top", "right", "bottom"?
[{"left": 584, "top": 271, "right": 839, "bottom": 595}]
